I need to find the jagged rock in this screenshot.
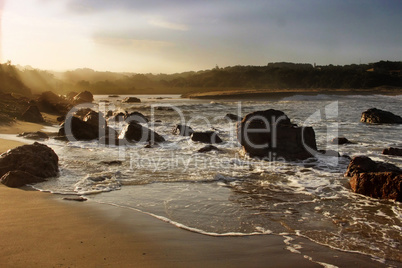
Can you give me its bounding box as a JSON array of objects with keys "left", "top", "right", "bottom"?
[
  {"left": 224, "top": 113, "right": 242, "bottom": 122},
  {"left": 66, "top": 92, "right": 78, "bottom": 101},
  {"left": 1, "top": 170, "right": 45, "bottom": 188},
  {"left": 73, "top": 91, "right": 94, "bottom": 104},
  {"left": 198, "top": 145, "right": 221, "bottom": 153},
  {"left": 0, "top": 143, "right": 59, "bottom": 186},
  {"left": 18, "top": 131, "right": 49, "bottom": 140},
  {"left": 83, "top": 111, "right": 107, "bottom": 129},
  {"left": 350, "top": 172, "right": 401, "bottom": 202},
  {"left": 360, "top": 108, "right": 402, "bottom": 124},
  {"left": 237, "top": 109, "right": 317, "bottom": 160},
  {"left": 21, "top": 105, "right": 44, "bottom": 123},
  {"left": 58, "top": 116, "right": 98, "bottom": 141},
  {"left": 112, "top": 112, "right": 126, "bottom": 122},
  {"left": 173, "top": 124, "right": 194, "bottom": 136},
  {"left": 122, "top": 97, "right": 141, "bottom": 103},
  {"left": 191, "top": 131, "right": 223, "bottom": 144},
  {"left": 345, "top": 156, "right": 402, "bottom": 201},
  {"left": 382, "top": 147, "right": 402, "bottom": 157},
  {"left": 345, "top": 156, "right": 401, "bottom": 177},
  {"left": 331, "top": 137, "right": 353, "bottom": 145},
  {"left": 119, "top": 122, "right": 165, "bottom": 143}
]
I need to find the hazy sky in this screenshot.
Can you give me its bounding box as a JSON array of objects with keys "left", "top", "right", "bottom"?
[{"left": 1, "top": 0, "right": 401, "bottom": 73}]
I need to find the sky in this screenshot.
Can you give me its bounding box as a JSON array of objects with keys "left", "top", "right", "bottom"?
[{"left": 1, "top": 0, "right": 401, "bottom": 73}]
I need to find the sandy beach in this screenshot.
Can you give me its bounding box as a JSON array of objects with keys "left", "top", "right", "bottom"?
[{"left": 0, "top": 113, "right": 399, "bottom": 267}]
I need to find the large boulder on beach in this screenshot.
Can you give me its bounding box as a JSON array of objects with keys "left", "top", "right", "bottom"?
[
  {"left": 173, "top": 124, "right": 194, "bottom": 136},
  {"left": 73, "top": 91, "right": 93, "bottom": 104},
  {"left": 21, "top": 105, "right": 45, "bottom": 123},
  {"left": 119, "top": 122, "right": 165, "bottom": 143},
  {"left": 237, "top": 109, "right": 317, "bottom": 160},
  {"left": 0, "top": 143, "right": 59, "bottom": 187},
  {"left": 58, "top": 116, "right": 99, "bottom": 141},
  {"left": 191, "top": 131, "right": 223, "bottom": 144},
  {"left": 122, "top": 97, "right": 141, "bottom": 103},
  {"left": 345, "top": 156, "right": 402, "bottom": 201},
  {"left": 383, "top": 147, "right": 402, "bottom": 157},
  {"left": 360, "top": 108, "right": 402, "bottom": 124}
]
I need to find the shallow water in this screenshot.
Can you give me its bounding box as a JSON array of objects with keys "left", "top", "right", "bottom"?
[{"left": 32, "top": 94, "right": 402, "bottom": 263}]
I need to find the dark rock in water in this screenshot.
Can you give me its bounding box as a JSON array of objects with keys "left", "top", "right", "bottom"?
[
  {"left": 58, "top": 116, "right": 98, "bottom": 141},
  {"left": 360, "top": 108, "right": 402, "bottom": 124},
  {"left": 1, "top": 170, "right": 45, "bottom": 188},
  {"left": 21, "top": 105, "right": 45, "bottom": 123},
  {"left": 106, "top": 110, "right": 114, "bottom": 118},
  {"left": 331, "top": 137, "right": 353, "bottom": 145},
  {"left": 74, "top": 108, "right": 94, "bottom": 119},
  {"left": 18, "top": 131, "right": 49, "bottom": 140},
  {"left": 173, "top": 124, "right": 194, "bottom": 136},
  {"left": 317, "top": 150, "right": 341, "bottom": 157},
  {"left": 125, "top": 111, "right": 149, "bottom": 123},
  {"left": 382, "top": 147, "right": 402, "bottom": 157},
  {"left": 191, "top": 131, "right": 223, "bottom": 144},
  {"left": 73, "top": 91, "right": 94, "bottom": 104},
  {"left": 0, "top": 142, "right": 59, "bottom": 187},
  {"left": 350, "top": 172, "right": 401, "bottom": 202},
  {"left": 345, "top": 156, "right": 401, "bottom": 177},
  {"left": 155, "top": 106, "right": 174, "bottom": 111},
  {"left": 120, "top": 122, "right": 165, "bottom": 143},
  {"left": 122, "top": 97, "right": 141, "bottom": 103},
  {"left": 345, "top": 156, "right": 402, "bottom": 201},
  {"left": 100, "top": 160, "right": 123, "bottom": 166},
  {"left": 112, "top": 112, "right": 126, "bottom": 122},
  {"left": 237, "top": 109, "right": 317, "bottom": 160},
  {"left": 224, "top": 113, "right": 242, "bottom": 122},
  {"left": 198, "top": 145, "right": 221, "bottom": 153},
  {"left": 63, "top": 196, "right": 87, "bottom": 202},
  {"left": 83, "top": 110, "right": 107, "bottom": 129}
]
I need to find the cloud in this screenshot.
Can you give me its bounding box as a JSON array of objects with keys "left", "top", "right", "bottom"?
[
  {"left": 148, "top": 18, "right": 188, "bottom": 31},
  {"left": 92, "top": 34, "right": 174, "bottom": 51}
]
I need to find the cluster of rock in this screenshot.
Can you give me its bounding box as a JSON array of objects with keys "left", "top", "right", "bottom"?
[
  {"left": 360, "top": 108, "right": 402, "bottom": 124},
  {"left": 0, "top": 143, "right": 59, "bottom": 188}
]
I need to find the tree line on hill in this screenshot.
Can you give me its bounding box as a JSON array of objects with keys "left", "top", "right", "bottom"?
[{"left": 0, "top": 61, "right": 401, "bottom": 96}]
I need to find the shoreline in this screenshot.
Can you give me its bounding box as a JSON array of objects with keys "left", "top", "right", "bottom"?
[
  {"left": 1, "top": 185, "right": 396, "bottom": 267},
  {"left": 182, "top": 88, "right": 402, "bottom": 99}
]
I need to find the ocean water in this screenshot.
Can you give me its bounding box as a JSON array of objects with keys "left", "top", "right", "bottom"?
[{"left": 31, "top": 94, "right": 401, "bottom": 263}]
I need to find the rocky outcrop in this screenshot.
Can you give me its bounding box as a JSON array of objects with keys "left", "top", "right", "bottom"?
[
  {"left": 21, "top": 105, "right": 44, "bottom": 123},
  {"left": 360, "top": 108, "right": 402, "bottom": 124},
  {"left": 0, "top": 143, "right": 59, "bottom": 187},
  {"left": 191, "top": 131, "right": 223, "bottom": 144},
  {"left": 331, "top": 137, "right": 353, "bottom": 145},
  {"left": 224, "top": 113, "right": 242, "bottom": 122},
  {"left": 37, "top": 91, "right": 70, "bottom": 115},
  {"left": 83, "top": 111, "right": 107, "bottom": 129},
  {"left": 73, "top": 91, "right": 94, "bottom": 104},
  {"left": 18, "top": 131, "right": 49, "bottom": 140},
  {"left": 122, "top": 97, "right": 141, "bottom": 103},
  {"left": 237, "top": 109, "right": 317, "bottom": 160},
  {"left": 172, "top": 124, "right": 194, "bottom": 136},
  {"left": 119, "top": 122, "right": 165, "bottom": 143},
  {"left": 382, "top": 147, "right": 402, "bottom": 157},
  {"left": 58, "top": 116, "right": 98, "bottom": 141},
  {"left": 345, "top": 156, "right": 401, "bottom": 201}
]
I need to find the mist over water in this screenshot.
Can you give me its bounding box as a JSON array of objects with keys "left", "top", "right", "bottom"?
[{"left": 33, "top": 94, "right": 402, "bottom": 263}]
